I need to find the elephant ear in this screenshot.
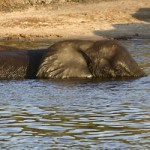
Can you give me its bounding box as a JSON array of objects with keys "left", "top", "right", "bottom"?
[{"left": 36, "top": 44, "right": 92, "bottom": 79}]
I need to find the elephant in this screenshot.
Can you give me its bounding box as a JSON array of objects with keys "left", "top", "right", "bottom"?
[
  {"left": 0, "top": 45, "right": 48, "bottom": 79},
  {"left": 0, "top": 40, "right": 146, "bottom": 80},
  {"left": 37, "top": 39, "right": 146, "bottom": 79}
]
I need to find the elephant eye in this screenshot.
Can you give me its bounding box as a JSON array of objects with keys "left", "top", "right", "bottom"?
[{"left": 114, "top": 62, "right": 131, "bottom": 76}]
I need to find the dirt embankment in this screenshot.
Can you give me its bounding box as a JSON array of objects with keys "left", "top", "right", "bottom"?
[{"left": 0, "top": 0, "right": 149, "bottom": 40}]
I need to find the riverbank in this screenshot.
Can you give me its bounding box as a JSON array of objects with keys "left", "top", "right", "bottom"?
[{"left": 0, "top": 0, "right": 149, "bottom": 41}]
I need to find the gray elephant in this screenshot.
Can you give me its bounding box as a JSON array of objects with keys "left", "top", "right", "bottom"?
[
  {"left": 37, "top": 40, "right": 146, "bottom": 79},
  {"left": 0, "top": 40, "right": 146, "bottom": 80},
  {"left": 0, "top": 46, "right": 48, "bottom": 79}
]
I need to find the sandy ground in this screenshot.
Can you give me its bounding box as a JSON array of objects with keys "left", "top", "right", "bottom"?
[{"left": 0, "top": 0, "right": 149, "bottom": 40}]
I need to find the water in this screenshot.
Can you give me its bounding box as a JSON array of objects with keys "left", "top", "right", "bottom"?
[{"left": 0, "top": 39, "right": 150, "bottom": 149}]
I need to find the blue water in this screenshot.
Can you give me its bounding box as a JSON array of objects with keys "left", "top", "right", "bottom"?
[{"left": 0, "top": 39, "right": 150, "bottom": 149}]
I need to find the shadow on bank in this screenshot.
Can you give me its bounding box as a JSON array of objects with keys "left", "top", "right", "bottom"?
[{"left": 93, "top": 8, "right": 150, "bottom": 39}]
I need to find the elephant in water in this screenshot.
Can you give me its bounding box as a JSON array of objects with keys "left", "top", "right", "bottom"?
[
  {"left": 0, "top": 40, "right": 146, "bottom": 80},
  {"left": 37, "top": 40, "right": 146, "bottom": 79},
  {"left": 0, "top": 46, "right": 48, "bottom": 79}
]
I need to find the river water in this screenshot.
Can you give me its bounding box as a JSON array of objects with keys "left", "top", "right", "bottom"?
[{"left": 0, "top": 39, "right": 150, "bottom": 149}]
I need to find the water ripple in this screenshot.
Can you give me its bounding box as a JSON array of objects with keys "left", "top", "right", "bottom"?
[{"left": 0, "top": 39, "right": 150, "bottom": 149}]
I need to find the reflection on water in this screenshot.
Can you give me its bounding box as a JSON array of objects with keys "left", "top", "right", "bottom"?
[{"left": 0, "top": 39, "right": 150, "bottom": 149}]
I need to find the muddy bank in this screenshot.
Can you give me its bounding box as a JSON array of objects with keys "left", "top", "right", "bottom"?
[{"left": 0, "top": 0, "right": 149, "bottom": 41}]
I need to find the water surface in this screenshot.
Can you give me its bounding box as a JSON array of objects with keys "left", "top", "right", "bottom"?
[{"left": 0, "top": 39, "right": 150, "bottom": 149}]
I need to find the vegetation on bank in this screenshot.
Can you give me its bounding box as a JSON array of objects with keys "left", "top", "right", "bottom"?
[{"left": 0, "top": 0, "right": 117, "bottom": 12}]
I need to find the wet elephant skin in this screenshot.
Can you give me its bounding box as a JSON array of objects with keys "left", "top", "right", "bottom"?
[
  {"left": 0, "top": 46, "right": 48, "bottom": 80},
  {"left": 0, "top": 40, "right": 146, "bottom": 80}
]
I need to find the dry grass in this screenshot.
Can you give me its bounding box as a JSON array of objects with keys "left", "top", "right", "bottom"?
[
  {"left": 0, "top": 0, "right": 118, "bottom": 12},
  {"left": 0, "top": 0, "right": 25, "bottom": 12}
]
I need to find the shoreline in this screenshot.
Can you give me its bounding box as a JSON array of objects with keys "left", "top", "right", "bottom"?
[{"left": 0, "top": 0, "right": 149, "bottom": 41}]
